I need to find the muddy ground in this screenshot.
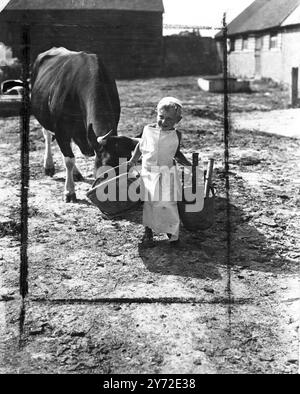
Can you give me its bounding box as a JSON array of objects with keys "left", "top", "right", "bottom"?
[{"left": 0, "top": 77, "right": 299, "bottom": 374}]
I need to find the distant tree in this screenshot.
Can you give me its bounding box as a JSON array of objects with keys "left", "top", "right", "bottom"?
[
  {"left": 178, "top": 29, "right": 201, "bottom": 37},
  {"left": 0, "top": 42, "right": 21, "bottom": 83}
]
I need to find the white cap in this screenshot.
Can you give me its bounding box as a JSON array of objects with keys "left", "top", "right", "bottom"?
[{"left": 157, "top": 97, "right": 183, "bottom": 110}]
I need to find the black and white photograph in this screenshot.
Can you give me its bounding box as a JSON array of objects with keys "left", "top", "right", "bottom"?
[{"left": 0, "top": 0, "right": 299, "bottom": 376}]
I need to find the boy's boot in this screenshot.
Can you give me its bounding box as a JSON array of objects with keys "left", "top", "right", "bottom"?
[
  {"left": 167, "top": 233, "right": 180, "bottom": 247},
  {"left": 141, "top": 227, "right": 155, "bottom": 248}
]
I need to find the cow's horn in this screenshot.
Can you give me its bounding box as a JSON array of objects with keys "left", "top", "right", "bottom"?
[{"left": 97, "top": 129, "right": 113, "bottom": 143}]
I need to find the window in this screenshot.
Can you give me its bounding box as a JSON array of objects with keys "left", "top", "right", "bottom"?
[
  {"left": 242, "top": 36, "right": 248, "bottom": 50},
  {"left": 226, "top": 38, "right": 235, "bottom": 52},
  {"left": 269, "top": 32, "right": 279, "bottom": 49}
]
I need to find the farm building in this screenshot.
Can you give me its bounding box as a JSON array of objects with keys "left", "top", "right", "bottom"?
[
  {"left": 0, "top": 0, "right": 164, "bottom": 79},
  {"left": 215, "top": 0, "right": 300, "bottom": 87}
]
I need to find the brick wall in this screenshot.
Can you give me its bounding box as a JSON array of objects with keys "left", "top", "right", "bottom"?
[
  {"left": 226, "top": 35, "right": 255, "bottom": 78},
  {"left": 282, "top": 28, "right": 300, "bottom": 91},
  {"left": 226, "top": 27, "right": 300, "bottom": 94},
  {"left": 259, "top": 33, "right": 283, "bottom": 81},
  {"left": 228, "top": 52, "right": 255, "bottom": 78}
]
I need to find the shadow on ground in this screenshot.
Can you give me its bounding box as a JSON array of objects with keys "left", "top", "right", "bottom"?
[{"left": 137, "top": 197, "right": 289, "bottom": 279}]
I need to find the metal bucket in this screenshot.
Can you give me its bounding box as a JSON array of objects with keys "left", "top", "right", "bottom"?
[
  {"left": 178, "top": 157, "right": 215, "bottom": 231},
  {"left": 178, "top": 189, "right": 215, "bottom": 231},
  {"left": 86, "top": 166, "right": 141, "bottom": 218}
]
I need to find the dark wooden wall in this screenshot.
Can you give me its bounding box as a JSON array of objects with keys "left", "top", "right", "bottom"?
[
  {"left": 0, "top": 10, "right": 163, "bottom": 79},
  {"left": 0, "top": 11, "right": 221, "bottom": 80}
]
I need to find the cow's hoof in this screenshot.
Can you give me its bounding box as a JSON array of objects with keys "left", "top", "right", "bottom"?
[
  {"left": 73, "top": 171, "right": 84, "bottom": 182},
  {"left": 64, "top": 192, "right": 77, "bottom": 203},
  {"left": 45, "top": 167, "right": 55, "bottom": 177}
]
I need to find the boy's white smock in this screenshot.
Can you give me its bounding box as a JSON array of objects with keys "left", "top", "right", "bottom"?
[{"left": 139, "top": 124, "right": 181, "bottom": 240}]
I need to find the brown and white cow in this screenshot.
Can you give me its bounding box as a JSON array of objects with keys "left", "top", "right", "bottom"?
[{"left": 31, "top": 47, "right": 138, "bottom": 202}]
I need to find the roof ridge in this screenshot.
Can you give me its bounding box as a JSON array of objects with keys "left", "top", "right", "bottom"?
[
  {"left": 279, "top": 0, "right": 300, "bottom": 25},
  {"left": 3, "top": 0, "right": 164, "bottom": 12},
  {"left": 216, "top": 0, "right": 300, "bottom": 38}
]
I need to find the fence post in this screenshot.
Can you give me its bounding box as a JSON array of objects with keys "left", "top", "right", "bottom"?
[
  {"left": 291, "top": 67, "right": 299, "bottom": 108},
  {"left": 192, "top": 153, "right": 199, "bottom": 195},
  {"left": 20, "top": 24, "right": 30, "bottom": 300}
]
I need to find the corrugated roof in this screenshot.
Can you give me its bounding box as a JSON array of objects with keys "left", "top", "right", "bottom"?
[
  {"left": 4, "top": 0, "right": 164, "bottom": 12},
  {"left": 216, "top": 0, "right": 300, "bottom": 38}
]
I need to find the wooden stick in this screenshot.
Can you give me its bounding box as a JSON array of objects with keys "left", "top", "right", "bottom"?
[
  {"left": 204, "top": 158, "right": 214, "bottom": 198},
  {"left": 192, "top": 153, "right": 199, "bottom": 194}
]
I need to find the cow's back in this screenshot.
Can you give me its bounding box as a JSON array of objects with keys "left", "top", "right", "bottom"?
[
  {"left": 31, "top": 47, "right": 81, "bottom": 130},
  {"left": 31, "top": 47, "right": 120, "bottom": 134}
]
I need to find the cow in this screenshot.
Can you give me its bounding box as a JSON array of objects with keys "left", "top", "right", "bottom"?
[{"left": 31, "top": 47, "right": 138, "bottom": 202}]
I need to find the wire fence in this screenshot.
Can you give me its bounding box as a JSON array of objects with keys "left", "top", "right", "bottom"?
[{"left": 17, "top": 19, "right": 231, "bottom": 338}]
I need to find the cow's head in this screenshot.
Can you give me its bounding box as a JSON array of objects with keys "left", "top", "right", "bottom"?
[{"left": 95, "top": 130, "right": 138, "bottom": 177}]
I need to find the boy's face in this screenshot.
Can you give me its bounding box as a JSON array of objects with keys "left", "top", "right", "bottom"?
[{"left": 157, "top": 107, "right": 181, "bottom": 131}]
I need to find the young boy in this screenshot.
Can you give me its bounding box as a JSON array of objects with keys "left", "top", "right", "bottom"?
[{"left": 128, "top": 97, "right": 191, "bottom": 247}]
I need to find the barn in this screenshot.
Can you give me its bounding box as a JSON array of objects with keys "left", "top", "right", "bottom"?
[
  {"left": 0, "top": 0, "right": 164, "bottom": 79},
  {"left": 215, "top": 0, "right": 300, "bottom": 88}
]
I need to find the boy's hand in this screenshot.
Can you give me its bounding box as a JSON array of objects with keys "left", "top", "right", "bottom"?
[
  {"left": 185, "top": 159, "right": 193, "bottom": 167},
  {"left": 175, "top": 150, "right": 193, "bottom": 167},
  {"left": 128, "top": 159, "right": 136, "bottom": 168},
  {"left": 175, "top": 156, "right": 192, "bottom": 167}
]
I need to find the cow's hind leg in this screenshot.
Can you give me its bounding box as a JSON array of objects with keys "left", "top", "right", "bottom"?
[
  {"left": 73, "top": 164, "right": 84, "bottom": 182},
  {"left": 42, "top": 128, "right": 55, "bottom": 176},
  {"left": 55, "top": 134, "right": 77, "bottom": 202}
]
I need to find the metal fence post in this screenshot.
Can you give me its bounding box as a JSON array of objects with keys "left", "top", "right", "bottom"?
[{"left": 20, "top": 24, "right": 30, "bottom": 301}]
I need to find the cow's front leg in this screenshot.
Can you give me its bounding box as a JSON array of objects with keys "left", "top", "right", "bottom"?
[
  {"left": 63, "top": 157, "right": 77, "bottom": 202},
  {"left": 42, "top": 128, "right": 55, "bottom": 176}
]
